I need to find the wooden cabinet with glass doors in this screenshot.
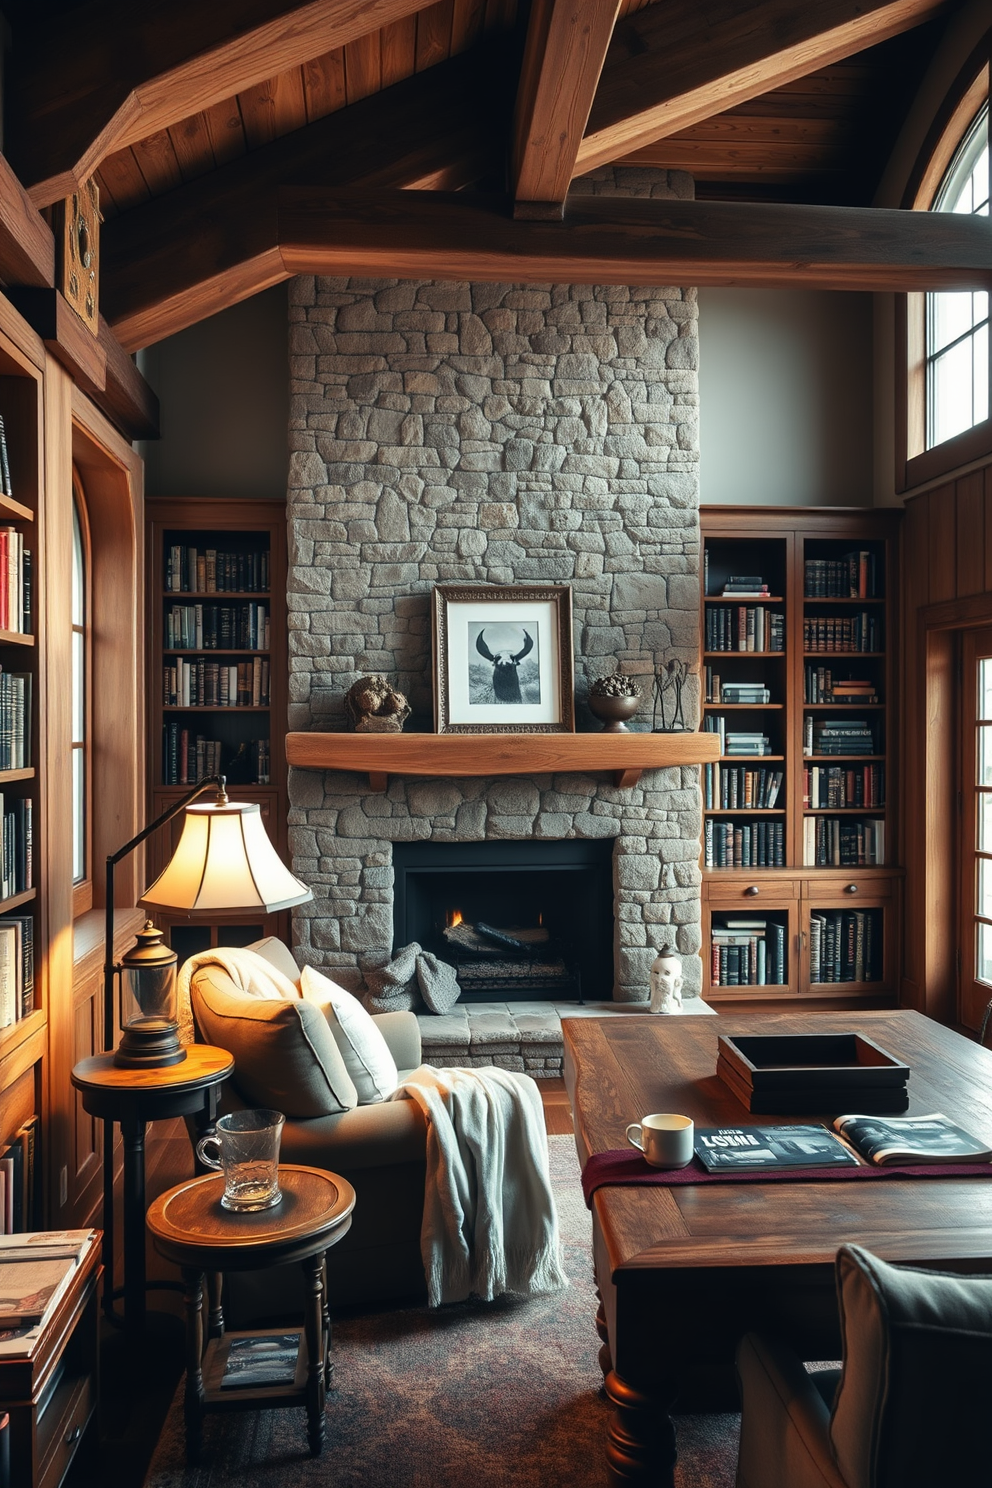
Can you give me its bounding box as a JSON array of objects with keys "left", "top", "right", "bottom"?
[
  {"left": 960, "top": 628, "right": 992, "bottom": 1033},
  {"left": 701, "top": 507, "right": 902, "bottom": 1005}
]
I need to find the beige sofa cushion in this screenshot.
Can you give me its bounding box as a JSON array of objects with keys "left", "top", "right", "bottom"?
[{"left": 190, "top": 964, "right": 359, "bottom": 1118}]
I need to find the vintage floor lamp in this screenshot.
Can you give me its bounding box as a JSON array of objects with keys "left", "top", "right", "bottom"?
[{"left": 92, "top": 774, "right": 312, "bottom": 1330}]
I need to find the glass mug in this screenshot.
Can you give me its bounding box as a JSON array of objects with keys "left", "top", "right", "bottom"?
[{"left": 196, "top": 1109, "right": 286, "bottom": 1212}]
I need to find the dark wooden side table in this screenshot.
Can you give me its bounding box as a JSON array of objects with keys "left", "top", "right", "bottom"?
[
  {"left": 71, "top": 1045, "right": 234, "bottom": 1345},
  {"left": 146, "top": 1164, "right": 355, "bottom": 1460}
]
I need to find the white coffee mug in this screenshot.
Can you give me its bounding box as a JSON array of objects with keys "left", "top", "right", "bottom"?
[{"left": 626, "top": 1113, "right": 694, "bottom": 1169}]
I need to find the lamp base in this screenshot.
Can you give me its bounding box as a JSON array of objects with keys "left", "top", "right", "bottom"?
[{"left": 114, "top": 1017, "right": 186, "bottom": 1069}]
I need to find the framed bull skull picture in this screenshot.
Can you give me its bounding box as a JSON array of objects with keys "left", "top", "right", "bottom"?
[{"left": 432, "top": 584, "right": 574, "bottom": 734}]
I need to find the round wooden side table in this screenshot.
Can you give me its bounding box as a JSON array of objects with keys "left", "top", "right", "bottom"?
[
  {"left": 71, "top": 1044, "right": 234, "bottom": 1344},
  {"left": 146, "top": 1164, "right": 356, "bottom": 1460}
]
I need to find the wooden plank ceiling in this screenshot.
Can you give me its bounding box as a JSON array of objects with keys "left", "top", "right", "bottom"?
[
  {"left": 89, "top": 1, "right": 943, "bottom": 220},
  {"left": 0, "top": 0, "right": 979, "bottom": 351}
]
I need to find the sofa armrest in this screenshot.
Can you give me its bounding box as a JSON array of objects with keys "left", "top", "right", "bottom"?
[
  {"left": 279, "top": 1094, "right": 428, "bottom": 1171},
  {"left": 373, "top": 1010, "right": 422, "bottom": 1073},
  {"left": 736, "top": 1333, "right": 847, "bottom": 1488}
]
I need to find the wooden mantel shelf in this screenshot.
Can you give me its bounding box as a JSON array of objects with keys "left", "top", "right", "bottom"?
[{"left": 285, "top": 730, "right": 722, "bottom": 791}]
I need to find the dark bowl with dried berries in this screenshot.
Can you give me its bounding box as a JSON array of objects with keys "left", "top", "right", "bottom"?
[{"left": 588, "top": 670, "right": 642, "bottom": 732}]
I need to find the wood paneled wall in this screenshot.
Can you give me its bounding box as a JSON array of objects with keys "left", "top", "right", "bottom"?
[{"left": 900, "top": 457, "right": 992, "bottom": 1027}]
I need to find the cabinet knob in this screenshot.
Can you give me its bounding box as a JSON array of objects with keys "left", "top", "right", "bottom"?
[
  {"left": 744, "top": 885, "right": 760, "bottom": 897},
  {"left": 845, "top": 883, "right": 859, "bottom": 894},
  {"left": 66, "top": 1426, "right": 82, "bottom": 1446}
]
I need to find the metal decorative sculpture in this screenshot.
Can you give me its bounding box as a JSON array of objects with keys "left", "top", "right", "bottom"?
[{"left": 652, "top": 659, "right": 688, "bottom": 732}]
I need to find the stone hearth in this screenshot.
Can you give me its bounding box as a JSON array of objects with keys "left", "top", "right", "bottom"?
[{"left": 286, "top": 167, "right": 705, "bottom": 1010}]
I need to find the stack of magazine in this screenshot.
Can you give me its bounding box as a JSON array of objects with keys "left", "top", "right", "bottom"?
[
  {"left": 0, "top": 1229, "right": 97, "bottom": 1354},
  {"left": 694, "top": 1114, "right": 992, "bottom": 1172}
]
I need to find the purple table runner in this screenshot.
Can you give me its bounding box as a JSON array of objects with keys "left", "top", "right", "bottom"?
[{"left": 581, "top": 1148, "right": 992, "bottom": 1208}]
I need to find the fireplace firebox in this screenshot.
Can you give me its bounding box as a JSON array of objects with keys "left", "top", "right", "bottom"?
[{"left": 391, "top": 840, "right": 615, "bottom": 1002}]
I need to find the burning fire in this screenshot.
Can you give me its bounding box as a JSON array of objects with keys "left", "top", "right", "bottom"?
[{"left": 448, "top": 909, "right": 463, "bottom": 928}]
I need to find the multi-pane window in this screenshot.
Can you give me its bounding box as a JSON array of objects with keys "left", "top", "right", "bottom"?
[
  {"left": 926, "top": 104, "right": 989, "bottom": 450},
  {"left": 72, "top": 493, "right": 88, "bottom": 890},
  {"left": 961, "top": 629, "right": 992, "bottom": 1032}
]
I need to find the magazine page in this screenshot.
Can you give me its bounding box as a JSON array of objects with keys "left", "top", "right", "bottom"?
[
  {"left": 833, "top": 1112, "right": 992, "bottom": 1165},
  {"left": 695, "top": 1124, "right": 860, "bottom": 1172}
]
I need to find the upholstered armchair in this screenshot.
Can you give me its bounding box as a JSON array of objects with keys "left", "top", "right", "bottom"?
[
  {"left": 735, "top": 1243, "right": 992, "bottom": 1488},
  {"left": 186, "top": 937, "right": 429, "bottom": 1314}
]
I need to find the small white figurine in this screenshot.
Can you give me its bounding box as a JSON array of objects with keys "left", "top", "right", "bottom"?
[{"left": 649, "top": 946, "right": 684, "bottom": 1014}]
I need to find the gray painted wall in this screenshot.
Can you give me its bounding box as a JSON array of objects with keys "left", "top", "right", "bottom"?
[
  {"left": 139, "top": 284, "right": 290, "bottom": 501},
  {"left": 698, "top": 288, "right": 874, "bottom": 507},
  {"left": 139, "top": 281, "right": 875, "bottom": 511}
]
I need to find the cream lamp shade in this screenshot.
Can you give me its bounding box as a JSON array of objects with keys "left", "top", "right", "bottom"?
[{"left": 140, "top": 801, "right": 313, "bottom": 914}]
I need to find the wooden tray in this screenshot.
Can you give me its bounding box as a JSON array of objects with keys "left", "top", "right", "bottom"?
[
  {"left": 716, "top": 1054, "right": 910, "bottom": 1115},
  {"left": 718, "top": 1033, "right": 909, "bottom": 1091}
]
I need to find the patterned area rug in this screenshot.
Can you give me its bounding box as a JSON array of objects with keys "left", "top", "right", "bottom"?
[{"left": 144, "top": 1137, "right": 739, "bottom": 1488}]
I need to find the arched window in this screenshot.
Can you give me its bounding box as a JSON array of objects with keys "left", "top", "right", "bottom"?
[
  {"left": 926, "top": 103, "right": 989, "bottom": 450},
  {"left": 72, "top": 472, "right": 92, "bottom": 913}
]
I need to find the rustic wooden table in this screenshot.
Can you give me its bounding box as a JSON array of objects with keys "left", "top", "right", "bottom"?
[
  {"left": 563, "top": 1008, "right": 992, "bottom": 1488},
  {"left": 146, "top": 1164, "right": 355, "bottom": 1460}
]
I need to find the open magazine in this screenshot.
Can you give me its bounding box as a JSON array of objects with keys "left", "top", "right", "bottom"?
[{"left": 833, "top": 1112, "right": 992, "bottom": 1166}]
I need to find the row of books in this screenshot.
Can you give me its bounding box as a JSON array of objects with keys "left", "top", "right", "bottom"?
[
  {"left": 802, "top": 815, "right": 885, "bottom": 866},
  {"left": 804, "top": 668, "right": 879, "bottom": 704},
  {"left": 711, "top": 919, "right": 787, "bottom": 985},
  {"left": 163, "top": 657, "right": 270, "bottom": 708},
  {"left": 704, "top": 605, "right": 784, "bottom": 653},
  {"left": 0, "top": 915, "right": 32, "bottom": 1026},
  {"left": 704, "top": 717, "right": 773, "bottom": 756},
  {"left": 804, "top": 551, "right": 880, "bottom": 598},
  {"left": 0, "top": 798, "right": 31, "bottom": 899},
  {"left": 164, "top": 602, "right": 270, "bottom": 652},
  {"left": 803, "top": 716, "right": 877, "bottom": 756},
  {"left": 0, "top": 529, "right": 31, "bottom": 635},
  {"left": 704, "top": 819, "right": 786, "bottom": 868},
  {"left": 165, "top": 546, "right": 270, "bottom": 595},
  {"left": 803, "top": 613, "right": 882, "bottom": 652},
  {"left": 703, "top": 763, "right": 784, "bottom": 810},
  {"left": 0, "top": 671, "right": 30, "bottom": 770},
  {"left": 0, "top": 1120, "right": 40, "bottom": 1236},
  {"left": 809, "top": 909, "right": 879, "bottom": 982},
  {"left": 162, "top": 725, "right": 271, "bottom": 786},
  {"left": 804, "top": 764, "right": 885, "bottom": 809},
  {"left": 704, "top": 676, "right": 771, "bottom": 704}
]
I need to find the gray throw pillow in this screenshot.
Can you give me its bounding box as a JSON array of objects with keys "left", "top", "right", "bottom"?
[
  {"left": 190, "top": 966, "right": 359, "bottom": 1118},
  {"left": 359, "top": 943, "right": 425, "bottom": 1014},
  {"left": 417, "top": 952, "right": 460, "bottom": 1014},
  {"left": 831, "top": 1243, "right": 992, "bottom": 1488}
]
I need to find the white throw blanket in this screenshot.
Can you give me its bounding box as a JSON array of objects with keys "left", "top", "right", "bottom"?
[
  {"left": 176, "top": 945, "right": 299, "bottom": 1044},
  {"left": 391, "top": 1064, "right": 569, "bottom": 1307}
]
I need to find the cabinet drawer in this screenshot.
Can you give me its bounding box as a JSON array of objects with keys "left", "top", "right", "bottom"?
[
  {"left": 706, "top": 879, "right": 799, "bottom": 903},
  {"left": 803, "top": 874, "right": 893, "bottom": 902},
  {"left": 38, "top": 1372, "right": 95, "bottom": 1488}
]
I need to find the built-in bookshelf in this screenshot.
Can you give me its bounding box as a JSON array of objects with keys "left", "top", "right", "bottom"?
[
  {"left": 147, "top": 499, "right": 288, "bottom": 959},
  {"left": 700, "top": 508, "right": 901, "bottom": 1005}
]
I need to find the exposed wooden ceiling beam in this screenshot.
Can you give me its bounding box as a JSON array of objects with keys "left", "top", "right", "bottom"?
[
  {"left": 8, "top": 0, "right": 430, "bottom": 207},
  {"left": 512, "top": 0, "right": 621, "bottom": 216},
  {"left": 275, "top": 189, "right": 992, "bottom": 291},
  {"left": 0, "top": 153, "right": 55, "bottom": 289},
  {"left": 102, "top": 53, "right": 507, "bottom": 351},
  {"left": 576, "top": 0, "right": 948, "bottom": 178},
  {"left": 105, "top": 186, "right": 992, "bottom": 351}
]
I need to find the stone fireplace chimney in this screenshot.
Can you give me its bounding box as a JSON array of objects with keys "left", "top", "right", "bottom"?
[{"left": 286, "top": 168, "right": 704, "bottom": 1002}]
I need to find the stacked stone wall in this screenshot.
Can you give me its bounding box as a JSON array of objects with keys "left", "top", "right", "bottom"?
[{"left": 286, "top": 169, "right": 704, "bottom": 1001}]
